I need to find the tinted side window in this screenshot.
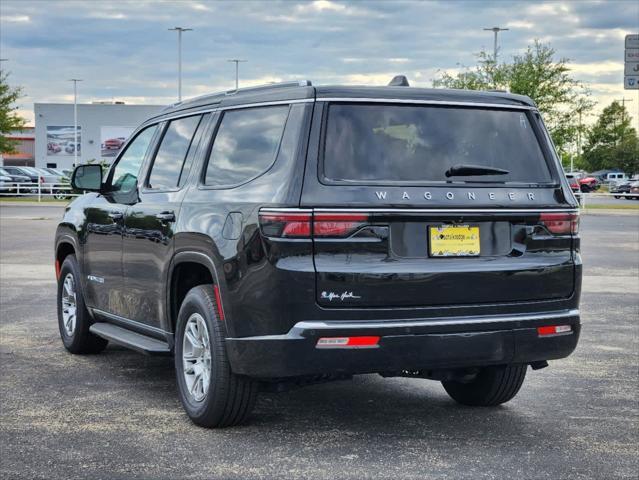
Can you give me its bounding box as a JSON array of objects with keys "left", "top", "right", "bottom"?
[
  {"left": 147, "top": 115, "right": 202, "bottom": 190},
  {"left": 110, "top": 125, "right": 158, "bottom": 193},
  {"left": 204, "top": 106, "right": 289, "bottom": 187}
]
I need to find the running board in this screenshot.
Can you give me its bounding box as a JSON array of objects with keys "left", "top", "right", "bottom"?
[{"left": 89, "top": 322, "right": 171, "bottom": 356}]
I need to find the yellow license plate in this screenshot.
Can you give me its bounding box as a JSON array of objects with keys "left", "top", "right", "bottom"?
[{"left": 429, "top": 225, "right": 480, "bottom": 257}]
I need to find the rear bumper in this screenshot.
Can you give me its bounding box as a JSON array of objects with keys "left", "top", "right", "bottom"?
[{"left": 226, "top": 309, "right": 580, "bottom": 378}]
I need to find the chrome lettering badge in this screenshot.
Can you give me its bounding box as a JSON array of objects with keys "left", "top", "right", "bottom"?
[
  {"left": 374, "top": 191, "right": 537, "bottom": 202},
  {"left": 321, "top": 291, "right": 361, "bottom": 301}
]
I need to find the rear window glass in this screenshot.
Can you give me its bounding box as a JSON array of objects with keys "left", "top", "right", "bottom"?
[{"left": 323, "top": 104, "right": 553, "bottom": 184}]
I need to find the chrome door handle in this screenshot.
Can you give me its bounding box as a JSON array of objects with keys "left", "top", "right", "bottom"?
[
  {"left": 155, "top": 211, "right": 175, "bottom": 222},
  {"left": 108, "top": 211, "right": 123, "bottom": 220}
]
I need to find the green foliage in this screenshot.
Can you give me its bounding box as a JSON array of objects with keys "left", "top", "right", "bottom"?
[
  {"left": 0, "top": 70, "right": 27, "bottom": 154},
  {"left": 433, "top": 41, "right": 594, "bottom": 155},
  {"left": 582, "top": 101, "right": 639, "bottom": 174}
]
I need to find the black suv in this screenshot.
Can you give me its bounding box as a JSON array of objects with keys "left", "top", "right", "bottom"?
[{"left": 55, "top": 80, "right": 581, "bottom": 427}]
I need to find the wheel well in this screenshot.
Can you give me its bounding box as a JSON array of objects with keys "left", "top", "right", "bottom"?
[
  {"left": 170, "top": 262, "right": 214, "bottom": 332},
  {"left": 56, "top": 242, "right": 75, "bottom": 266}
]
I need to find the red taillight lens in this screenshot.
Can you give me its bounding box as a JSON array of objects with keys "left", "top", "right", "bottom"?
[
  {"left": 316, "top": 336, "right": 380, "bottom": 349},
  {"left": 259, "top": 212, "right": 312, "bottom": 238},
  {"left": 313, "top": 213, "right": 369, "bottom": 237},
  {"left": 259, "top": 211, "right": 370, "bottom": 239},
  {"left": 539, "top": 212, "right": 579, "bottom": 235},
  {"left": 40, "top": 176, "right": 45, "bottom": 184},
  {"left": 537, "top": 325, "right": 572, "bottom": 337}
]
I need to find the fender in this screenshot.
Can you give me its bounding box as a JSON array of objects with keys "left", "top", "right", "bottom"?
[{"left": 165, "top": 250, "right": 230, "bottom": 336}]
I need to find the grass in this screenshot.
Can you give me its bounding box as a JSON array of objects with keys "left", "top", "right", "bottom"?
[
  {"left": 0, "top": 196, "right": 72, "bottom": 204},
  {"left": 582, "top": 202, "right": 639, "bottom": 210}
]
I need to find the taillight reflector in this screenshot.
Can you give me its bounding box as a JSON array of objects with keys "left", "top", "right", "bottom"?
[
  {"left": 213, "top": 285, "right": 225, "bottom": 321},
  {"left": 537, "top": 325, "right": 572, "bottom": 336},
  {"left": 55, "top": 259, "right": 61, "bottom": 280},
  {"left": 316, "top": 336, "right": 380, "bottom": 349},
  {"left": 539, "top": 212, "right": 579, "bottom": 235}
]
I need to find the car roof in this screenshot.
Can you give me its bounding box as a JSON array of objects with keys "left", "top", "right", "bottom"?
[{"left": 148, "top": 80, "right": 536, "bottom": 123}]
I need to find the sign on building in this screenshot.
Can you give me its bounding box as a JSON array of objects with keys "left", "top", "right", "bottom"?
[{"left": 625, "top": 34, "right": 639, "bottom": 90}]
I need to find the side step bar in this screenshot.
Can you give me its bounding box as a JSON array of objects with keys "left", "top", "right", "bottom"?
[{"left": 90, "top": 322, "right": 171, "bottom": 356}]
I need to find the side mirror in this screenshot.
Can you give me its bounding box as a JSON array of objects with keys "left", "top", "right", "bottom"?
[{"left": 71, "top": 164, "right": 103, "bottom": 192}]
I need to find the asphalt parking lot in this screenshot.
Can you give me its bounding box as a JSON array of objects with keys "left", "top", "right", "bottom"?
[{"left": 1, "top": 204, "right": 637, "bottom": 480}]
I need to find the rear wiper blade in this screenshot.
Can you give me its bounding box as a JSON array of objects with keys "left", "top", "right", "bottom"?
[{"left": 445, "top": 164, "right": 509, "bottom": 177}]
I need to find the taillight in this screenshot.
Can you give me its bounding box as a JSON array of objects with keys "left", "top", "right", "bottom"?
[
  {"left": 539, "top": 212, "right": 579, "bottom": 235},
  {"left": 259, "top": 210, "right": 370, "bottom": 239},
  {"left": 316, "top": 336, "right": 380, "bottom": 349},
  {"left": 258, "top": 211, "right": 311, "bottom": 238},
  {"left": 40, "top": 176, "right": 45, "bottom": 184},
  {"left": 313, "top": 213, "right": 369, "bottom": 237}
]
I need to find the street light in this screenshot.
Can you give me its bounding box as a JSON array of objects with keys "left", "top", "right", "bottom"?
[
  {"left": 227, "top": 59, "right": 247, "bottom": 91},
  {"left": 68, "top": 79, "right": 82, "bottom": 167},
  {"left": 168, "top": 27, "right": 193, "bottom": 102},
  {"left": 483, "top": 27, "right": 509, "bottom": 63}
]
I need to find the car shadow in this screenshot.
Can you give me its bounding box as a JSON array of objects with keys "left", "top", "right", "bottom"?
[{"left": 94, "top": 344, "right": 538, "bottom": 442}]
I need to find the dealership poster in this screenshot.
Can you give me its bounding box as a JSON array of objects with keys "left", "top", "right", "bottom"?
[
  {"left": 46, "top": 126, "right": 81, "bottom": 156},
  {"left": 101, "top": 126, "right": 135, "bottom": 158}
]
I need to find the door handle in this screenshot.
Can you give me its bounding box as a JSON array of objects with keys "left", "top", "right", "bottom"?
[
  {"left": 155, "top": 211, "right": 175, "bottom": 222},
  {"left": 108, "top": 211, "right": 123, "bottom": 220}
]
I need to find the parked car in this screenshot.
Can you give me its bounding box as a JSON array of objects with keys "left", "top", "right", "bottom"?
[
  {"left": 1, "top": 166, "right": 42, "bottom": 184},
  {"left": 56, "top": 80, "right": 581, "bottom": 428},
  {"left": 628, "top": 181, "right": 639, "bottom": 199},
  {"left": 0, "top": 167, "right": 31, "bottom": 192},
  {"left": 0, "top": 174, "right": 15, "bottom": 192},
  {"left": 565, "top": 172, "right": 599, "bottom": 193},
  {"left": 601, "top": 172, "right": 628, "bottom": 185}
]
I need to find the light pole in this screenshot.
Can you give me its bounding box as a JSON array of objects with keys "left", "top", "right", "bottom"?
[
  {"left": 483, "top": 27, "right": 509, "bottom": 63},
  {"left": 227, "top": 59, "right": 247, "bottom": 91},
  {"left": 168, "top": 27, "right": 193, "bottom": 102},
  {"left": 68, "top": 79, "right": 82, "bottom": 166}
]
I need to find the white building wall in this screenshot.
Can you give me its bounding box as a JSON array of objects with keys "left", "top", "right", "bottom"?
[{"left": 34, "top": 103, "right": 165, "bottom": 170}]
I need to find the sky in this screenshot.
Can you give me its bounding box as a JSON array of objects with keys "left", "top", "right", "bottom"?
[{"left": 1, "top": 0, "right": 638, "bottom": 128}]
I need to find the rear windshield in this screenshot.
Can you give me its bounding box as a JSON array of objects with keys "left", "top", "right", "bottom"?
[{"left": 323, "top": 103, "right": 553, "bottom": 184}]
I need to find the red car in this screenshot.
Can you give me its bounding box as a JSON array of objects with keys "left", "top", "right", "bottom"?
[
  {"left": 104, "top": 137, "right": 126, "bottom": 150},
  {"left": 565, "top": 172, "right": 599, "bottom": 192}
]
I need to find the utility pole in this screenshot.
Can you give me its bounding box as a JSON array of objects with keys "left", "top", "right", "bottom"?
[
  {"left": 168, "top": 27, "right": 193, "bottom": 102},
  {"left": 68, "top": 79, "right": 82, "bottom": 166},
  {"left": 227, "top": 59, "right": 247, "bottom": 91},
  {"left": 615, "top": 97, "right": 633, "bottom": 145},
  {"left": 483, "top": 27, "right": 509, "bottom": 63}
]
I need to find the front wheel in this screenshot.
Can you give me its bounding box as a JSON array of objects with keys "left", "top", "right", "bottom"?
[
  {"left": 174, "top": 285, "right": 258, "bottom": 428},
  {"left": 442, "top": 364, "right": 527, "bottom": 406},
  {"left": 57, "top": 255, "right": 108, "bottom": 354}
]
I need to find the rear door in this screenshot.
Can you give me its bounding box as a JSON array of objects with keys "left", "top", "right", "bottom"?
[
  {"left": 302, "top": 101, "right": 578, "bottom": 309},
  {"left": 121, "top": 113, "right": 207, "bottom": 328}
]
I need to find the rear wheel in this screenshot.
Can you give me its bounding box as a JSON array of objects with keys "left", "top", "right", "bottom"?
[
  {"left": 57, "top": 255, "right": 108, "bottom": 354},
  {"left": 174, "top": 285, "right": 258, "bottom": 428},
  {"left": 442, "top": 364, "right": 527, "bottom": 406}
]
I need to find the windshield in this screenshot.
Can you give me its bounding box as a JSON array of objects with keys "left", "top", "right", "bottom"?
[{"left": 323, "top": 103, "right": 554, "bottom": 184}]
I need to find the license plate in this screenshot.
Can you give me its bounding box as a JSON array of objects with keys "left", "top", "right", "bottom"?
[{"left": 429, "top": 225, "right": 480, "bottom": 257}]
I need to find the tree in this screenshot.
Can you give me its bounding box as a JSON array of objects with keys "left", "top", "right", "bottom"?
[
  {"left": 433, "top": 41, "right": 594, "bottom": 156},
  {"left": 0, "top": 70, "right": 27, "bottom": 154},
  {"left": 582, "top": 101, "right": 639, "bottom": 174}
]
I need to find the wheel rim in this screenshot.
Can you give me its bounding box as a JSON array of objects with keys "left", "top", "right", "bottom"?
[
  {"left": 61, "top": 273, "right": 77, "bottom": 336},
  {"left": 182, "top": 313, "right": 212, "bottom": 402}
]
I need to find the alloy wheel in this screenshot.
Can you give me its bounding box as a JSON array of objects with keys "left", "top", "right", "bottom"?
[{"left": 182, "top": 313, "right": 212, "bottom": 402}]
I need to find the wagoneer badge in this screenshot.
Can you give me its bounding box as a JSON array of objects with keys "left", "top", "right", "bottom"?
[{"left": 375, "top": 191, "right": 536, "bottom": 201}]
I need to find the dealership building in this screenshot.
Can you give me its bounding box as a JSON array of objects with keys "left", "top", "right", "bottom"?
[{"left": 34, "top": 102, "right": 165, "bottom": 170}]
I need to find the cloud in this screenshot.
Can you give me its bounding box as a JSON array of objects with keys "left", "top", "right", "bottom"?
[{"left": 0, "top": 0, "right": 637, "bottom": 131}]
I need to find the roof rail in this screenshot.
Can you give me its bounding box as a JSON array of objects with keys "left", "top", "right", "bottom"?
[
  {"left": 164, "top": 80, "right": 312, "bottom": 110},
  {"left": 224, "top": 80, "right": 312, "bottom": 96}
]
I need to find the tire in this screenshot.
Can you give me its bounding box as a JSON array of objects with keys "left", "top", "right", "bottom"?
[
  {"left": 614, "top": 195, "right": 621, "bottom": 199},
  {"left": 174, "top": 285, "right": 258, "bottom": 428},
  {"left": 57, "top": 255, "right": 108, "bottom": 354},
  {"left": 53, "top": 191, "right": 68, "bottom": 200},
  {"left": 442, "top": 364, "right": 527, "bottom": 407}
]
